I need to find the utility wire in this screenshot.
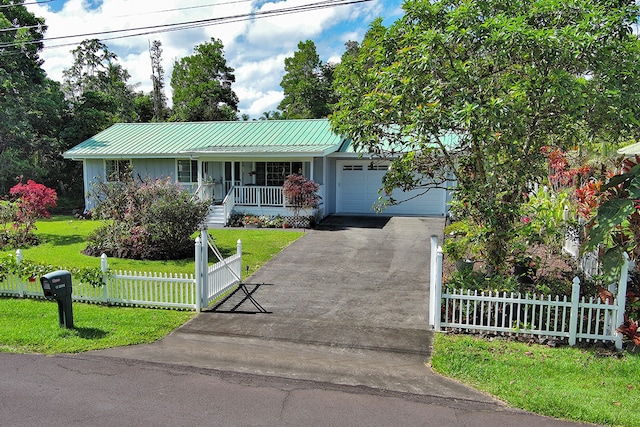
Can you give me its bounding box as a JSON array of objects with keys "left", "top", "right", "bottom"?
[
  {"left": 0, "top": 0, "right": 371, "bottom": 50},
  {"left": 0, "top": 0, "right": 54, "bottom": 9}
]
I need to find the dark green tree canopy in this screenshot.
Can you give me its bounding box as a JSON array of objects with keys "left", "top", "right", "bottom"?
[
  {"left": 0, "top": 1, "right": 74, "bottom": 194},
  {"left": 170, "top": 38, "right": 238, "bottom": 122},
  {"left": 330, "top": 0, "right": 640, "bottom": 271},
  {"left": 278, "top": 40, "right": 336, "bottom": 119}
]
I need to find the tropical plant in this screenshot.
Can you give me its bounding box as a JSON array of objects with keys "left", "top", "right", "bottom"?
[
  {"left": 583, "top": 156, "right": 640, "bottom": 282},
  {"left": 282, "top": 174, "right": 320, "bottom": 226}
]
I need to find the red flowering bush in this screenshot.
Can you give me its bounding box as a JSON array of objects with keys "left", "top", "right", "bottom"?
[
  {"left": 282, "top": 174, "right": 320, "bottom": 226},
  {"left": 7, "top": 179, "right": 57, "bottom": 246}
]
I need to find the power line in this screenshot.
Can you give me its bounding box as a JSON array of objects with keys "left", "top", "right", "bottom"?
[
  {"left": 0, "top": 0, "right": 371, "bottom": 50},
  {"left": 0, "top": 0, "right": 55, "bottom": 9}
]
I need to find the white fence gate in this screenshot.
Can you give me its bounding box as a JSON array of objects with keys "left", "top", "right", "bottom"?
[
  {"left": 196, "top": 230, "right": 243, "bottom": 309},
  {"left": 0, "top": 230, "right": 242, "bottom": 311},
  {"left": 429, "top": 236, "right": 629, "bottom": 350}
]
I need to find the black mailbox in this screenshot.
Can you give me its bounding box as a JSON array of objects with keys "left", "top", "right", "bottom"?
[
  {"left": 40, "top": 270, "right": 74, "bottom": 329},
  {"left": 41, "top": 270, "right": 72, "bottom": 299}
]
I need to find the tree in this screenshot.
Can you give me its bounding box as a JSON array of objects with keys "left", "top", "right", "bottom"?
[
  {"left": 0, "top": 2, "right": 76, "bottom": 196},
  {"left": 282, "top": 174, "right": 320, "bottom": 227},
  {"left": 259, "top": 110, "right": 283, "bottom": 120},
  {"left": 149, "top": 40, "right": 167, "bottom": 121},
  {"left": 170, "top": 38, "right": 238, "bottom": 122},
  {"left": 278, "top": 40, "right": 336, "bottom": 119},
  {"left": 330, "top": 0, "right": 640, "bottom": 273},
  {"left": 62, "top": 39, "right": 136, "bottom": 122}
]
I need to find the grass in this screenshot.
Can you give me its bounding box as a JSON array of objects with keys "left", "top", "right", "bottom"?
[
  {"left": 1, "top": 215, "right": 305, "bottom": 278},
  {"left": 0, "top": 297, "right": 195, "bottom": 354},
  {"left": 431, "top": 333, "right": 640, "bottom": 427},
  {"left": 0, "top": 215, "right": 304, "bottom": 354}
]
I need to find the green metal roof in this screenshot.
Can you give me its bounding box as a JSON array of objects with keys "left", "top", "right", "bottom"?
[
  {"left": 338, "top": 133, "right": 460, "bottom": 153},
  {"left": 63, "top": 119, "right": 346, "bottom": 159}
]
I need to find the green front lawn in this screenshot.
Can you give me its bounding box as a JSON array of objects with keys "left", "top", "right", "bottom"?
[
  {"left": 0, "top": 216, "right": 304, "bottom": 354},
  {"left": 0, "top": 298, "right": 195, "bottom": 353},
  {"left": 1, "top": 216, "right": 304, "bottom": 277}
]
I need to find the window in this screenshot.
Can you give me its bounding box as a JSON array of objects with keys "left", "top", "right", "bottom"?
[
  {"left": 255, "top": 161, "right": 304, "bottom": 186},
  {"left": 177, "top": 160, "right": 198, "bottom": 183},
  {"left": 342, "top": 165, "right": 363, "bottom": 171},
  {"left": 105, "top": 160, "right": 131, "bottom": 182},
  {"left": 368, "top": 163, "right": 388, "bottom": 171}
]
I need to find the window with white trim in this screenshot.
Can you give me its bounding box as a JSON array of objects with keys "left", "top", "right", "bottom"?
[
  {"left": 105, "top": 160, "right": 131, "bottom": 182},
  {"left": 177, "top": 159, "right": 198, "bottom": 183},
  {"left": 255, "top": 161, "right": 305, "bottom": 186}
]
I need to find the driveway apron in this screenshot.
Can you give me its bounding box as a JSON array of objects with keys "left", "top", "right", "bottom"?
[{"left": 92, "top": 216, "right": 494, "bottom": 403}]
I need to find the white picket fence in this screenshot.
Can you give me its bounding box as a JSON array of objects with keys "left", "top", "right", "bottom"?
[
  {"left": 0, "top": 231, "right": 242, "bottom": 311},
  {"left": 429, "top": 236, "right": 629, "bottom": 349}
]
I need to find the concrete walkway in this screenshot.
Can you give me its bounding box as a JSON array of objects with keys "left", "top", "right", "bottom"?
[{"left": 95, "top": 215, "right": 495, "bottom": 402}]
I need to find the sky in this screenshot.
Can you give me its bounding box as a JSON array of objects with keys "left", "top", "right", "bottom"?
[{"left": 25, "top": 0, "right": 405, "bottom": 118}]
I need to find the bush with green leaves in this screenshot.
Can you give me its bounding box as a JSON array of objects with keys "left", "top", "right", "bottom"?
[{"left": 84, "top": 173, "right": 210, "bottom": 260}]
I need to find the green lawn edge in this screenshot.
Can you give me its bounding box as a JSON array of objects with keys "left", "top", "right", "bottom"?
[{"left": 431, "top": 333, "right": 640, "bottom": 427}]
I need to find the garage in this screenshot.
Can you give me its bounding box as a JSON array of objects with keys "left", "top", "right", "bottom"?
[{"left": 336, "top": 160, "right": 448, "bottom": 216}]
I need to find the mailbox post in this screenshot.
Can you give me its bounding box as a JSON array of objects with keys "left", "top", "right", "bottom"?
[{"left": 40, "top": 270, "right": 74, "bottom": 329}]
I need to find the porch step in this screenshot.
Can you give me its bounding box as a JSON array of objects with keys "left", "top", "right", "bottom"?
[{"left": 206, "top": 205, "right": 226, "bottom": 226}]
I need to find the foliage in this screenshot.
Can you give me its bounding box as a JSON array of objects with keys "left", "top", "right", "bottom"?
[
  {"left": 446, "top": 268, "right": 521, "bottom": 293},
  {"left": 584, "top": 156, "right": 640, "bottom": 282},
  {"left": 442, "top": 220, "right": 479, "bottom": 261},
  {"left": 617, "top": 318, "right": 640, "bottom": 346},
  {"left": 517, "top": 187, "right": 572, "bottom": 253},
  {"left": 6, "top": 180, "right": 57, "bottom": 246},
  {"left": 278, "top": 40, "right": 336, "bottom": 119},
  {"left": 62, "top": 39, "right": 136, "bottom": 122},
  {"left": 330, "top": 0, "right": 640, "bottom": 274},
  {"left": 0, "top": 252, "right": 104, "bottom": 287},
  {"left": 282, "top": 174, "right": 320, "bottom": 224},
  {"left": 432, "top": 334, "right": 640, "bottom": 427},
  {"left": 170, "top": 37, "right": 238, "bottom": 122},
  {"left": 85, "top": 173, "right": 210, "bottom": 260}
]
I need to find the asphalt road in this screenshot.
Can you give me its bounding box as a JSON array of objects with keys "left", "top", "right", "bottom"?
[{"left": 0, "top": 353, "right": 588, "bottom": 427}]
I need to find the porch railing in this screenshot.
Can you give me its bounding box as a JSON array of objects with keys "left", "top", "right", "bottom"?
[{"left": 234, "top": 185, "right": 284, "bottom": 207}]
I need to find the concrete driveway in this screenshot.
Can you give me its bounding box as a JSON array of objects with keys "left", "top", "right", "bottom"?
[{"left": 93, "top": 215, "right": 493, "bottom": 402}]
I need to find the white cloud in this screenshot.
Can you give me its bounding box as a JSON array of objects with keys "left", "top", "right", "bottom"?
[{"left": 27, "top": 0, "right": 402, "bottom": 118}]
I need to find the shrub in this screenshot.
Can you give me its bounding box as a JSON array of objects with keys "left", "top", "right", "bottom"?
[
  {"left": 282, "top": 174, "right": 320, "bottom": 224},
  {"left": 3, "top": 180, "right": 58, "bottom": 247},
  {"left": 84, "top": 174, "right": 210, "bottom": 260}
]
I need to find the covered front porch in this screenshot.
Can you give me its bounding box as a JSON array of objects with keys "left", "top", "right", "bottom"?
[{"left": 185, "top": 159, "right": 326, "bottom": 225}]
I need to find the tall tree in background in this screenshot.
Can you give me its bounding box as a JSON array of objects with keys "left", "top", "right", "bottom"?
[
  {"left": 59, "top": 40, "right": 133, "bottom": 196},
  {"left": 0, "top": 0, "right": 72, "bottom": 195},
  {"left": 149, "top": 40, "right": 167, "bottom": 121},
  {"left": 170, "top": 38, "right": 238, "bottom": 122},
  {"left": 278, "top": 40, "right": 336, "bottom": 119},
  {"left": 331, "top": 0, "right": 640, "bottom": 273}
]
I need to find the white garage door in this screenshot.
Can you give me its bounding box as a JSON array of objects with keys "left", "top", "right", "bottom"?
[{"left": 336, "top": 160, "right": 447, "bottom": 216}]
